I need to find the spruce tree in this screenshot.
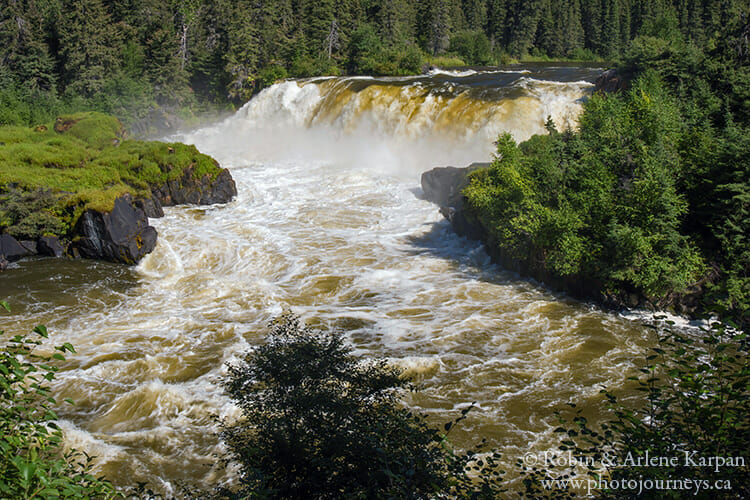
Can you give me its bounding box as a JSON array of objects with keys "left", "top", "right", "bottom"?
[
  {"left": 462, "top": 0, "right": 487, "bottom": 31},
  {"left": 0, "top": 0, "right": 57, "bottom": 91},
  {"left": 507, "top": 0, "right": 541, "bottom": 56},
  {"left": 562, "top": 0, "right": 585, "bottom": 56},
  {"left": 486, "top": 0, "right": 509, "bottom": 49},
  {"left": 59, "top": 0, "right": 123, "bottom": 96},
  {"left": 224, "top": 0, "right": 261, "bottom": 100},
  {"left": 376, "top": 0, "right": 415, "bottom": 46}
]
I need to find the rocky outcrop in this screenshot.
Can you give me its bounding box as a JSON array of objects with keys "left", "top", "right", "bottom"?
[
  {"left": 0, "top": 111, "right": 239, "bottom": 271},
  {"left": 151, "top": 166, "right": 237, "bottom": 206},
  {"left": 0, "top": 233, "right": 65, "bottom": 267},
  {"left": 70, "top": 194, "right": 158, "bottom": 265},
  {"left": 37, "top": 236, "right": 65, "bottom": 257},
  {"left": 594, "top": 69, "right": 629, "bottom": 93},
  {"left": 420, "top": 164, "right": 486, "bottom": 241},
  {"left": 420, "top": 163, "right": 707, "bottom": 316},
  {"left": 0, "top": 167, "right": 237, "bottom": 270}
]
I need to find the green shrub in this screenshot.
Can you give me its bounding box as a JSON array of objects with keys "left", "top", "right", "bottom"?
[
  {"left": 215, "top": 313, "right": 505, "bottom": 499},
  {"left": 0, "top": 189, "right": 70, "bottom": 240},
  {"left": 464, "top": 72, "right": 705, "bottom": 300},
  {"left": 0, "top": 302, "right": 119, "bottom": 499},
  {"left": 449, "top": 30, "right": 492, "bottom": 65}
]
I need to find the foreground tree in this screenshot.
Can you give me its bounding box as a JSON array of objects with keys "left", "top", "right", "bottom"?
[
  {"left": 0, "top": 302, "right": 119, "bottom": 499},
  {"left": 217, "top": 313, "right": 504, "bottom": 499}
]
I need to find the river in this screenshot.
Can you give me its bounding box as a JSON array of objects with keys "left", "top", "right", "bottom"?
[{"left": 0, "top": 64, "right": 657, "bottom": 495}]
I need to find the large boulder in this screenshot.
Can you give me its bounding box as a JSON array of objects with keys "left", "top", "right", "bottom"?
[
  {"left": 133, "top": 196, "right": 164, "bottom": 218},
  {"left": 594, "top": 69, "right": 629, "bottom": 93},
  {"left": 420, "top": 164, "right": 487, "bottom": 240},
  {"left": 0, "top": 233, "right": 31, "bottom": 262},
  {"left": 37, "top": 235, "right": 65, "bottom": 258},
  {"left": 70, "top": 194, "right": 158, "bottom": 264}
]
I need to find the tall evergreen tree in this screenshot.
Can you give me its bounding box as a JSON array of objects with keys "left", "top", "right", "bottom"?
[
  {"left": 507, "top": 0, "right": 541, "bottom": 56},
  {"left": 224, "top": 0, "right": 261, "bottom": 100},
  {"left": 423, "top": 0, "right": 452, "bottom": 55},
  {"left": 461, "top": 0, "right": 487, "bottom": 31},
  {"left": 375, "top": 0, "right": 415, "bottom": 46},
  {"left": 302, "top": 0, "right": 337, "bottom": 58},
  {"left": 561, "top": 0, "right": 585, "bottom": 56},
  {"left": 0, "top": 0, "right": 57, "bottom": 90},
  {"left": 486, "top": 0, "right": 509, "bottom": 49},
  {"left": 59, "top": 0, "right": 123, "bottom": 96}
]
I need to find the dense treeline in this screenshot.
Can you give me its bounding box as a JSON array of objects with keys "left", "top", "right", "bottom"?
[
  {"left": 2, "top": 0, "right": 748, "bottom": 125},
  {"left": 464, "top": 10, "right": 750, "bottom": 328}
]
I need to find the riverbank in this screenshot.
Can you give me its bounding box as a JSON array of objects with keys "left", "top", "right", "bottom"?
[{"left": 420, "top": 163, "right": 707, "bottom": 317}]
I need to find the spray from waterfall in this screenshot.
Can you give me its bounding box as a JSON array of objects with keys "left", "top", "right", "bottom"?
[{"left": 180, "top": 70, "right": 593, "bottom": 175}]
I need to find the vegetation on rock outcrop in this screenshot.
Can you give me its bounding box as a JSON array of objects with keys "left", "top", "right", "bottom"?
[
  {"left": 0, "top": 111, "right": 235, "bottom": 265},
  {"left": 462, "top": 11, "right": 750, "bottom": 327}
]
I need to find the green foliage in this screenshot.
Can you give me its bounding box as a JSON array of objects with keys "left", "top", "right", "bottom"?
[
  {"left": 346, "top": 23, "right": 424, "bottom": 76},
  {"left": 216, "top": 313, "right": 505, "bottom": 499},
  {"left": 465, "top": 73, "right": 705, "bottom": 300},
  {"left": 0, "top": 189, "right": 70, "bottom": 240},
  {"left": 449, "top": 30, "right": 492, "bottom": 65},
  {"left": 518, "top": 318, "right": 750, "bottom": 498},
  {"left": 0, "top": 111, "right": 223, "bottom": 236},
  {"left": 2, "top": 0, "right": 745, "bottom": 114},
  {"left": 58, "top": 0, "right": 124, "bottom": 97},
  {"left": 258, "top": 65, "right": 288, "bottom": 88},
  {"left": 0, "top": 318, "right": 119, "bottom": 499}
]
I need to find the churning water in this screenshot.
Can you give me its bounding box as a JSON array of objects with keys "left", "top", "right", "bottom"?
[{"left": 0, "top": 65, "right": 658, "bottom": 494}]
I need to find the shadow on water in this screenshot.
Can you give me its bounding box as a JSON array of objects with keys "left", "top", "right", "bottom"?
[
  {"left": 405, "top": 218, "right": 585, "bottom": 308},
  {"left": 0, "top": 257, "right": 141, "bottom": 318}
]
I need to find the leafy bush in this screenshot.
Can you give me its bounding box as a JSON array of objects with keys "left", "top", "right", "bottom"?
[
  {"left": 0, "top": 189, "right": 70, "bottom": 240},
  {"left": 258, "top": 65, "right": 289, "bottom": 88},
  {"left": 216, "top": 313, "right": 504, "bottom": 499},
  {"left": 0, "top": 302, "right": 119, "bottom": 499}
]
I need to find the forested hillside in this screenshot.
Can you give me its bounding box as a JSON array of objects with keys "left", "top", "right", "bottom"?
[{"left": 2, "top": 0, "right": 747, "bottom": 125}]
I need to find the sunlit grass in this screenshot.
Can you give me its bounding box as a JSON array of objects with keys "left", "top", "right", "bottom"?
[{"left": 0, "top": 111, "right": 223, "bottom": 239}]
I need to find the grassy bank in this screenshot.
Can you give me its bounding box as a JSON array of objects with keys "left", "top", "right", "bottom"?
[{"left": 0, "top": 112, "right": 223, "bottom": 241}]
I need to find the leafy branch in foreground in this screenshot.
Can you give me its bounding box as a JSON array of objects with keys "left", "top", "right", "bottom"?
[
  {"left": 0, "top": 304, "right": 119, "bottom": 499},
  {"left": 213, "top": 312, "right": 505, "bottom": 499},
  {"left": 519, "top": 317, "right": 750, "bottom": 499}
]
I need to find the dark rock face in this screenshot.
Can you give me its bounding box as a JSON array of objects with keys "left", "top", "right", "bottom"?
[
  {"left": 420, "top": 164, "right": 487, "bottom": 241},
  {"left": 594, "top": 69, "right": 629, "bottom": 93},
  {"left": 152, "top": 167, "right": 237, "bottom": 207},
  {"left": 420, "top": 164, "right": 486, "bottom": 209},
  {"left": 19, "top": 240, "right": 37, "bottom": 254},
  {"left": 133, "top": 196, "right": 164, "bottom": 218},
  {"left": 0, "top": 233, "right": 30, "bottom": 262},
  {"left": 71, "top": 194, "right": 158, "bottom": 264},
  {"left": 38, "top": 236, "right": 65, "bottom": 257}
]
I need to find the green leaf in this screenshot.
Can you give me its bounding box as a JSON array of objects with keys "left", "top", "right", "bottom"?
[{"left": 33, "top": 324, "right": 49, "bottom": 338}]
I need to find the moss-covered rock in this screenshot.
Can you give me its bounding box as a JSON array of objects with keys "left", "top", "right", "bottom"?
[{"left": 0, "top": 111, "right": 237, "bottom": 266}]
